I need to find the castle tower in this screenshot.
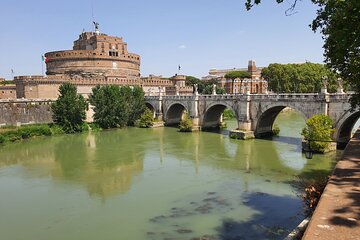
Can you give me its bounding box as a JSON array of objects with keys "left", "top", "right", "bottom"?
[
  {"left": 248, "top": 60, "right": 257, "bottom": 73},
  {"left": 44, "top": 29, "right": 140, "bottom": 80}
]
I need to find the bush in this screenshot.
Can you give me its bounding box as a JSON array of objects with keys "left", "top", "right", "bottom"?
[
  {"left": 136, "top": 108, "right": 154, "bottom": 128},
  {"left": 179, "top": 111, "right": 193, "bottom": 132},
  {"left": 49, "top": 124, "right": 65, "bottom": 135},
  {"left": 51, "top": 83, "right": 88, "bottom": 133},
  {"left": 0, "top": 124, "right": 52, "bottom": 144},
  {"left": 302, "top": 114, "right": 334, "bottom": 153},
  {"left": 272, "top": 124, "right": 280, "bottom": 136},
  {"left": 223, "top": 108, "right": 236, "bottom": 120},
  {"left": 88, "top": 122, "right": 102, "bottom": 131}
]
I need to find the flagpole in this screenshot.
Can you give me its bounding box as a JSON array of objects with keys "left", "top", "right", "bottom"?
[{"left": 41, "top": 55, "right": 44, "bottom": 75}]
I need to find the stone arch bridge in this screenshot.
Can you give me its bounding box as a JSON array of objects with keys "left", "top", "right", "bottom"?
[{"left": 145, "top": 92, "right": 359, "bottom": 146}]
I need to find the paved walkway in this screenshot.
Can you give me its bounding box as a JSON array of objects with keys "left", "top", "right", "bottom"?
[{"left": 303, "top": 130, "right": 360, "bottom": 240}]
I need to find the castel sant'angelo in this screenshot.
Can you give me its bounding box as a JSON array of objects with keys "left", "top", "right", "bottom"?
[
  {"left": 0, "top": 23, "right": 267, "bottom": 99},
  {"left": 6, "top": 23, "right": 192, "bottom": 99}
]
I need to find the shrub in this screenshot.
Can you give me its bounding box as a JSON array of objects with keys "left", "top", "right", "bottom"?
[
  {"left": 51, "top": 83, "right": 88, "bottom": 133},
  {"left": 49, "top": 124, "right": 65, "bottom": 135},
  {"left": 88, "top": 122, "right": 102, "bottom": 131},
  {"left": 179, "top": 111, "right": 193, "bottom": 132},
  {"left": 136, "top": 108, "right": 154, "bottom": 128},
  {"left": 272, "top": 124, "right": 280, "bottom": 136},
  {"left": 223, "top": 108, "right": 236, "bottom": 120},
  {"left": 0, "top": 135, "right": 5, "bottom": 144},
  {"left": 302, "top": 114, "right": 334, "bottom": 153}
]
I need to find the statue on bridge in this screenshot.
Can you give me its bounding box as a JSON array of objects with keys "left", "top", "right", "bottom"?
[
  {"left": 193, "top": 84, "right": 199, "bottom": 96},
  {"left": 212, "top": 84, "right": 217, "bottom": 95}
]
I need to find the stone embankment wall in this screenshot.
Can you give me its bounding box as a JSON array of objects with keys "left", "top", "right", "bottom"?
[{"left": 0, "top": 99, "right": 53, "bottom": 126}]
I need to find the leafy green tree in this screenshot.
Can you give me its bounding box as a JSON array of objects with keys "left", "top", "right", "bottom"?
[
  {"left": 224, "top": 71, "right": 251, "bottom": 94},
  {"left": 186, "top": 76, "right": 226, "bottom": 94},
  {"left": 126, "top": 86, "right": 146, "bottom": 126},
  {"left": 202, "top": 84, "right": 227, "bottom": 94},
  {"left": 179, "top": 111, "right": 193, "bottom": 132},
  {"left": 302, "top": 114, "right": 334, "bottom": 153},
  {"left": 89, "top": 85, "right": 145, "bottom": 129},
  {"left": 185, "top": 76, "right": 201, "bottom": 87},
  {"left": 136, "top": 108, "right": 154, "bottom": 128},
  {"left": 246, "top": 0, "right": 360, "bottom": 107},
  {"left": 261, "top": 63, "right": 340, "bottom": 93},
  {"left": 51, "top": 83, "right": 88, "bottom": 133}
]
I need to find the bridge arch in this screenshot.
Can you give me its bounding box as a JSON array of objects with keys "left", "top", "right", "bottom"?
[
  {"left": 164, "top": 103, "right": 188, "bottom": 125},
  {"left": 334, "top": 109, "right": 360, "bottom": 147},
  {"left": 254, "top": 104, "right": 308, "bottom": 137},
  {"left": 202, "top": 103, "right": 237, "bottom": 129}
]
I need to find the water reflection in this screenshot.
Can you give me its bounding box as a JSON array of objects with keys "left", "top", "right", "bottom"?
[{"left": 0, "top": 116, "right": 338, "bottom": 200}]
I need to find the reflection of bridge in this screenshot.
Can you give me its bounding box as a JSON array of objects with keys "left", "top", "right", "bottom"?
[{"left": 145, "top": 91, "right": 359, "bottom": 146}]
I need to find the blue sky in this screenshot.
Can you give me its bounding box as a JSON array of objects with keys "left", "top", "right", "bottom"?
[{"left": 0, "top": 0, "right": 324, "bottom": 79}]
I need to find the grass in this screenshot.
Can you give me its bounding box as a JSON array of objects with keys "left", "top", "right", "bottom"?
[{"left": 0, "top": 123, "right": 92, "bottom": 145}]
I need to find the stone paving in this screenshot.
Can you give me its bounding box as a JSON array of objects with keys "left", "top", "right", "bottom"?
[{"left": 303, "top": 130, "right": 360, "bottom": 240}]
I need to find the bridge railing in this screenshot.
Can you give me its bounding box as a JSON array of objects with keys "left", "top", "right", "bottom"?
[{"left": 145, "top": 93, "right": 353, "bottom": 101}]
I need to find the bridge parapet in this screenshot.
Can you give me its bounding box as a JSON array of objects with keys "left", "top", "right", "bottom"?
[
  {"left": 162, "top": 95, "right": 194, "bottom": 100},
  {"left": 328, "top": 93, "right": 352, "bottom": 101}
]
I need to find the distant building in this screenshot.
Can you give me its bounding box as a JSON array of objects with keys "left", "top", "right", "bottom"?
[{"left": 202, "top": 60, "right": 268, "bottom": 94}]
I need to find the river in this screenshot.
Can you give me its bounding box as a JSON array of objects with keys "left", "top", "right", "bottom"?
[{"left": 0, "top": 111, "right": 342, "bottom": 240}]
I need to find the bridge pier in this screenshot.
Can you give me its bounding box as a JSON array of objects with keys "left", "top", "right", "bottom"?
[
  {"left": 190, "top": 93, "right": 201, "bottom": 131},
  {"left": 229, "top": 120, "right": 255, "bottom": 140}
]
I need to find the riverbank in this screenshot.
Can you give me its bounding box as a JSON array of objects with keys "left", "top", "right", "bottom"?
[{"left": 302, "top": 128, "right": 360, "bottom": 239}]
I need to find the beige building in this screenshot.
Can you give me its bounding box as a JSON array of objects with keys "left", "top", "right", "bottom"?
[
  {"left": 0, "top": 78, "right": 16, "bottom": 99},
  {"left": 202, "top": 60, "right": 268, "bottom": 94}
]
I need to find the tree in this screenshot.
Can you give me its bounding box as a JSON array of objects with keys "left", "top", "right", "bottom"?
[
  {"left": 261, "top": 62, "right": 340, "bottom": 93},
  {"left": 246, "top": 0, "right": 360, "bottom": 108},
  {"left": 301, "top": 114, "right": 334, "bottom": 153},
  {"left": 186, "top": 76, "right": 226, "bottom": 94},
  {"left": 185, "top": 76, "right": 201, "bottom": 87},
  {"left": 224, "top": 71, "right": 251, "bottom": 94},
  {"left": 51, "top": 83, "right": 88, "bottom": 133},
  {"left": 202, "top": 84, "right": 227, "bottom": 94},
  {"left": 136, "top": 108, "right": 154, "bottom": 128},
  {"left": 89, "top": 85, "right": 145, "bottom": 129}
]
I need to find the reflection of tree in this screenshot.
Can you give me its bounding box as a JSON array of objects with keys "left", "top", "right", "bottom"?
[
  {"left": 53, "top": 135, "right": 88, "bottom": 179},
  {"left": 0, "top": 130, "right": 146, "bottom": 200},
  {"left": 52, "top": 130, "right": 146, "bottom": 199},
  {"left": 0, "top": 137, "right": 58, "bottom": 173}
]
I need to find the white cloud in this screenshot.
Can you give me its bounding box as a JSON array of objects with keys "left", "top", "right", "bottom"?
[{"left": 178, "top": 45, "right": 186, "bottom": 49}]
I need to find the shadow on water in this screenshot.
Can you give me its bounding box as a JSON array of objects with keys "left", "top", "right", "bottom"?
[
  {"left": 213, "top": 192, "right": 303, "bottom": 240},
  {"left": 262, "top": 135, "right": 303, "bottom": 149}
]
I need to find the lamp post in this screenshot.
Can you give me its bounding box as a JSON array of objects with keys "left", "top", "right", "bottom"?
[
  {"left": 303, "top": 139, "right": 338, "bottom": 159},
  {"left": 304, "top": 140, "right": 313, "bottom": 159}
]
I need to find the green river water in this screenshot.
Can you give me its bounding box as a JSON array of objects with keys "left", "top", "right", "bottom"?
[{"left": 0, "top": 111, "right": 342, "bottom": 240}]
